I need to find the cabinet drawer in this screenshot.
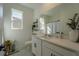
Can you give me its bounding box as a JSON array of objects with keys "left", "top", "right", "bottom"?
[
  {"left": 42, "top": 46, "right": 51, "bottom": 56},
  {"left": 42, "top": 40, "right": 56, "bottom": 50},
  {"left": 42, "top": 46, "right": 62, "bottom": 56},
  {"left": 42, "top": 41, "right": 77, "bottom": 56},
  {"left": 55, "top": 45, "right": 76, "bottom": 56}
]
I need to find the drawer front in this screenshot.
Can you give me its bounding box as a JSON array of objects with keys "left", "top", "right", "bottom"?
[
  {"left": 42, "top": 40, "right": 56, "bottom": 50},
  {"left": 50, "top": 49, "right": 62, "bottom": 56},
  {"left": 42, "top": 45, "right": 62, "bottom": 56},
  {"left": 42, "top": 41, "right": 77, "bottom": 56},
  {"left": 42, "top": 46, "right": 51, "bottom": 56},
  {"left": 54, "top": 45, "right": 77, "bottom": 56}
]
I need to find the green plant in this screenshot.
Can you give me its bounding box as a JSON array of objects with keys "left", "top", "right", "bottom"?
[
  {"left": 32, "top": 20, "right": 38, "bottom": 31},
  {"left": 67, "top": 13, "right": 79, "bottom": 30}
]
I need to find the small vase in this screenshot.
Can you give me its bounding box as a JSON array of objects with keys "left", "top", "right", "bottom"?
[{"left": 69, "top": 30, "right": 79, "bottom": 42}]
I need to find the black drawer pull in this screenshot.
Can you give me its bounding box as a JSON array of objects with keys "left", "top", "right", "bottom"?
[
  {"left": 51, "top": 53, "right": 56, "bottom": 56},
  {"left": 51, "top": 53, "right": 53, "bottom": 56},
  {"left": 34, "top": 43, "right": 37, "bottom": 48}
]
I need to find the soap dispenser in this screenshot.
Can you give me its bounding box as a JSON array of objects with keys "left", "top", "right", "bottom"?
[{"left": 60, "top": 32, "right": 64, "bottom": 39}]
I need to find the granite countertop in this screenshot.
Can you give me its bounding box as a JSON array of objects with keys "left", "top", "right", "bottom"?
[{"left": 32, "top": 31, "right": 79, "bottom": 53}]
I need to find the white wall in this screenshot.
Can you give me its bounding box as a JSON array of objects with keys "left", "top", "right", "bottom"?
[
  {"left": 0, "top": 4, "right": 3, "bottom": 45},
  {"left": 3, "top": 4, "right": 34, "bottom": 50}
]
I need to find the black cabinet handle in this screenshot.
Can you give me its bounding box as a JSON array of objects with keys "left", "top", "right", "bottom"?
[
  {"left": 34, "top": 43, "right": 37, "bottom": 48},
  {"left": 51, "top": 53, "right": 55, "bottom": 56},
  {"left": 51, "top": 53, "right": 53, "bottom": 56}
]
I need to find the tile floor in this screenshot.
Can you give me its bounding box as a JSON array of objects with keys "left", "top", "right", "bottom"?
[{"left": 0, "top": 46, "right": 33, "bottom": 56}]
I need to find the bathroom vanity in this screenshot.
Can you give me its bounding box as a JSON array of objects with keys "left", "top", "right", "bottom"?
[
  {"left": 32, "top": 32, "right": 79, "bottom": 56},
  {"left": 32, "top": 14, "right": 79, "bottom": 56}
]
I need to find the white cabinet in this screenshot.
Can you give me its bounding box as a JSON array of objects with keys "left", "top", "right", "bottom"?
[
  {"left": 42, "top": 46, "right": 51, "bottom": 56},
  {"left": 42, "top": 41, "right": 62, "bottom": 56},
  {"left": 42, "top": 46, "right": 60, "bottom": 56},
  {"left": 32, "top": 35, "right": 77, "bottom": 56},
  {"left": 32, "top": 36, "right": 42, "bottom": 56},
  {"left": 42, "top": 40, "right": 77, "bottom": 56}
]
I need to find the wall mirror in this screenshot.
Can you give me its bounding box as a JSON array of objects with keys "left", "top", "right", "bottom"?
[
  {"left": 38, "top": 14, "right": 63, "bottom": 37},
  {"left": 46, "top": 20, "right": 62, "bottom": 37}
]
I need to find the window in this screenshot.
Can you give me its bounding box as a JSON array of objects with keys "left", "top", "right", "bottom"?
[
  {"left": 11, "top": 8, "right": 23, "bottom": 29},
  {"left": 39, "top": 17, "right": 45, "bottom": 33}
]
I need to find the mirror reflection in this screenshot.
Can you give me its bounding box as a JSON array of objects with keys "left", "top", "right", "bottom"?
[{"left": 38, "top": 15, "right": 63, "bottom": 38}]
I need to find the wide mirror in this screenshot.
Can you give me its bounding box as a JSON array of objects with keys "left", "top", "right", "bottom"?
[
  {"left": 38, "top": 14, "right": 63, "bottom": 38},
  {"left": 46, "top": 20, "right": 62, "bottom": 36}
]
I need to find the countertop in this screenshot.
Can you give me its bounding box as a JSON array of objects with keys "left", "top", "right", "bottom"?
[{"left": 32, "top": 31, "right": 79, "bottom": 53}]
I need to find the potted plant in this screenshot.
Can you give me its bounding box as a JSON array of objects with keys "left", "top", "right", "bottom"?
[
  {"left": 3, "top": 40, "right": 12, "bottom": 56},
  {"left": 67, "top": 13, "right": 79, "bottom": 42}
]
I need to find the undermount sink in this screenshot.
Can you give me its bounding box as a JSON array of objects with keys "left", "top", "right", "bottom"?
[
  {"left": 40, "top": 35, "right": 52, "bottom": 39},
  {"left": 36, "top": 35, "right": 47, "bottom": 39}
]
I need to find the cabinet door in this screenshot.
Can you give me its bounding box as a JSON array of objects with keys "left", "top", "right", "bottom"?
[
  {"left": 32, "top": 36, "right": 41, "bottom": 56},
  {"left": 42, "top": 40, "right": 56, "bottom": 56},
  {"left": 42, "top": 46, "right": 59, "bottom": 56},
  {"left": 54, "top": 46, "right": 77, "bottom": 56},
  {"left": 32, "top": 36, "right": 37, "bottom": 55},
  {"left": 50, "top": 50, "right": 62, "bottom": 56},
  {"left": 42, "top": 46, "right": 51, "bottom": 56},
  {"left": 42, "top": 40, "right": 76, "bottom": 56}
]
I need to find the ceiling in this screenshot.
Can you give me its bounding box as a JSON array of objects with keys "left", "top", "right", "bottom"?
[
  {"left": 20, "top": 3, "right": 61, "bottom": 12},
  {"left": 20, "top": 3, "right": 43, "bottom": 10},
  {"left": 20, "top": 3, "right": 61, "bottom": 17}
]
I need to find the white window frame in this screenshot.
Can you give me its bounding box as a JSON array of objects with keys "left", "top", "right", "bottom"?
[{"left": 11, "top": 8, "right": 23, "bottom": 30}]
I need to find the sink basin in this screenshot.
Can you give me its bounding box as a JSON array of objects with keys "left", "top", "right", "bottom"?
[{"left": 40, "top": 35, "right": 52, "bottom": 39}]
